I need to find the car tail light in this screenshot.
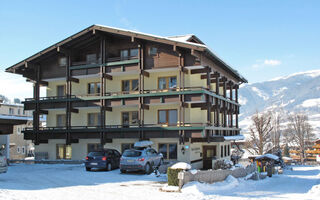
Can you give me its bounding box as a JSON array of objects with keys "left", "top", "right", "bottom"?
[
  {"left": 102, "top": 156, "right": 107, "bottom": 161},
  {"left": 138, "top": 158, "right": 145, "bottom": 162},
  {"left": 85, "top": 156, "right": 89, "bottom": 160}
]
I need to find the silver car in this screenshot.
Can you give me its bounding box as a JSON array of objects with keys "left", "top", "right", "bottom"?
[
  {"left": 120, "top": 147, "right": 163, "bottom": 174},
  {"left": 0, "top": 151, "right": 8, "bottom": 174}
]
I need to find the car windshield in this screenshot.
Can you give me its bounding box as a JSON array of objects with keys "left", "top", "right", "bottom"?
[
  {"left": 88, "top": 152, "right": 104, "bottom": 157},
  {"left": 122, "top": 149, "right": 142, "bottom": 157}
]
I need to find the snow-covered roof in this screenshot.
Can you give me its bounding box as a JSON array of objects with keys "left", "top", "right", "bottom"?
[
  {"left": 134, "top": 141, "right": 153, "bottom": 148},
  {"left": 224, "top": 135, "right": 245, "bottom": 141},
  {"left": 255, "top": 154, "right": 279, "bottom": 160}
]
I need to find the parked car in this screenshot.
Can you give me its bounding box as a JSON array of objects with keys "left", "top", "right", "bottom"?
[
  {"left": 85, "top": 149, "right": 121, "bottom": 171},
  {"left": 120, "top": 147, "right": 163, "bottom": 174},
  {"left": 0, "top": 151, "right": 8, "bottom": 174}
]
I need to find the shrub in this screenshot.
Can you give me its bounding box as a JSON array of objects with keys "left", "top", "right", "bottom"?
[
  {"left": 167, "top": 167, "right": 184, "bottom": 186},
  {"left": 213, "top": 159, "right": 233, "bottom": 170}
]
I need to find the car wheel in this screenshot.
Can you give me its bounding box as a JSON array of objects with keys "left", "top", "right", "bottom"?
[
  {"left": 145, "top": 163, "right": 152, "bottom": 175},
  {"left": 120, "top": 169, "right": 126, "bottom": 174},
  {"left": 158, "top": 159, "right": 163, "bottom": 166},
  {"left": 86, "top": 167, "right": 91, "bottom": 171},
  {"left": 107, "top": 163, "right": 112, "bottom": 171}
]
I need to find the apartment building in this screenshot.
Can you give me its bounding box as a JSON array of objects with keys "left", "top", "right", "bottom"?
[{"left": 6, "top": 25, "right": 247, "bottom": 169}]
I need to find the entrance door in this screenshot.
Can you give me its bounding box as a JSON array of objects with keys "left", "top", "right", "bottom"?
[{"left": 203, "top": 145, "right": 217, "bottom": 169}]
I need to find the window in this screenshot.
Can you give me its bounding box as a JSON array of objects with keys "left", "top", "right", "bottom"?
[
  {"left": 87, "top": 143, "right": 102, "bottom": 154},
  {"left": 58, "top": 57, "right": 67, "bottom": 67},
  {"left": 9, "top": 108, "right": 14, "bottom": 115},
  {"left": 149, "top": 47, "right": 157, "bottom": 56},
  {"left": 158, "top": 143, "right": 177, "bottom": 160},
  {"left": 17, "top": 127, "right": 21, "bottom": 135},
  {"left": 120, "top": 50, "right": 128, "bottom": 60},
  {"left": 121, "top": 79, "right": 139, "bottom": 92},
  {"left": 221, "top": 145, "right": 224, "bottom": 157},
  {"left": 227, "top": 145, "right": 230, "bottom": 156},
  {"left": 224, "top": 145, "right": 227, "bottom": 157},
  {"left": 18, "top": 109, "right": 21, "bottom": 115},
  {"left": 88, "top": 82, "right": 101, "bottom": 95},
  {"left": 158, "top": 109, "right": 177, "bottom": 125},
  {"left": 56, "top": 144, "right": 72, "bottom": 160},
  {"left": 122, "top": 111, "right": 139, "bottom": 126},
  {"left": 121, "top": 143, "right": 134, "bottom": 153},
  {"left": 56, "top": 114, "right": 66, "bottom": 127},
  {"left": 22, "top": 147, "right": 25, "bottom": 154},
  {"left": 86, "top": 54, "right": 97, "bottom": 64},
  {"left": 158, "top": 77, "right": 177, "bottom": 90},
  {"left": 130, "top": 48, "right": 139, "bottom": 57},
  {"left": 17, "top": 146, "right": 20, "bottom": 153},
  {"left": 88, "top": 113, "right": 101, "bottom": 126},
  {"left": 57, "top": 85, "right": 65, "bottom": 97}
]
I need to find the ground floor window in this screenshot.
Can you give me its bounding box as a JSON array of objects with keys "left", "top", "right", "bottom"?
[
  {"left": 87, "top": 143, "right": 102, "bottom": 154},
  {"left": 56, "top": 144, "right": 72, "bottom": 159},
  {"left": 221, "top": 145, "right": 223, "bottom": 157},
  {"left": 121, "top": 143, "right": 134, "bottom": 153},
  {"left": 158, "top": 143, "right": 177, "bottom": 160}
]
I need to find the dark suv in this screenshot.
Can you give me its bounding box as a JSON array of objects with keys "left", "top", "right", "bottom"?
[{"left": 85, "top": 149, "right": 121, "bottom": 171}]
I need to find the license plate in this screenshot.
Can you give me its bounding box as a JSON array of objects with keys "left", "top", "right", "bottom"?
[
  {"left": 91, "top": 163, "right": 98, "bottom": 165},
  {"left": 127, "top": 160, "right": 134, "bottom": 163}
]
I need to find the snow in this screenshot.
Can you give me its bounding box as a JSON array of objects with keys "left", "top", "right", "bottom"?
[
  {"left": 255, "top": 154, "right": 279, "bottom": 160},
  {"left": 270, "top": 69, "right": 320, "bottom": 82},
  {"left": 224, "top": 135, "right": 245, "bottom": 141},
  {"left": 134, "top": 140, "right": 153, "bottom": 148},
  {"left": 301, "top": 98, "right": 320, "bottom": 108},
  {"left": 251, "top": 86, "right": 269, "bottom": 100},
  {"left": 170, "top": 162, "right": 191, "bottom": 170},
  {"left": 0, "top": 164, "right": 319, "bottom": 200}
]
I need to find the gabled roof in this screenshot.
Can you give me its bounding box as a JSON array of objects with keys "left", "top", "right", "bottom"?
[{"left": 6, "top": 24, "right": 247, "bottom": 83}]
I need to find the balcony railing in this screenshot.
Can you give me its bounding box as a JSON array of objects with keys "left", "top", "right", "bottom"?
[{"left": 23, "top": 123, "right": 207, "bottom": 132}]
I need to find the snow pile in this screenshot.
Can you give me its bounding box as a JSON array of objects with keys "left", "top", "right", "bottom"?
[
  {"left": 189, "top": 169, "right": 198, "bottom": 175},
  {"left": 182, "top": 175, "right": 239, "bottom": 194},
  {"left": 255, "top": 154, "right": 279, "bottom": 160},
  {"left": 134, "top": 141, "right": 153, "bottom": 148},
  {"left": 170, "top": 162, "right": 191, "bottom": 170},
  {"left": 307, "top": 184, "right": 320, "bottom": 197},
  {"left": 160, "top": 185, "right": 180, "bottom": 192}
]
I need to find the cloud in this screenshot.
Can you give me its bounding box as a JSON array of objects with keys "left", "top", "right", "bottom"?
[
  {"left": 251, "top": 59, "right": 282, "bottom": 69},
  {"left": 264, "top": 59, "right": 281, "bottom": 66}
]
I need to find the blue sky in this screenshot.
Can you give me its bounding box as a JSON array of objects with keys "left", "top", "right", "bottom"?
[{"left": 0, "top": 0, "right": 319, "bottom": 99}]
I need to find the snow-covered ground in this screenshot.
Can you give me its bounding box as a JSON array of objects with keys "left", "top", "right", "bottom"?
[{"left": 0, "top": 164, "right": 319, "bottom": 200}]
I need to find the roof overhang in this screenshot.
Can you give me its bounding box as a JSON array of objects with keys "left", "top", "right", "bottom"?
[{"left": 6, "top": 24, "right": 247, "bottom": 83}]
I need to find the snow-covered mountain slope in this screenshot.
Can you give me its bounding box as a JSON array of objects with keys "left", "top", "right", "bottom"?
[{"left": 239, "top": 69, "right": 320, "bottom": 137}]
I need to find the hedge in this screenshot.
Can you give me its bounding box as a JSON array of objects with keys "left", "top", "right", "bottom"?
[{"left": 167, "top": 167, "right": 184, "bottom": 186}]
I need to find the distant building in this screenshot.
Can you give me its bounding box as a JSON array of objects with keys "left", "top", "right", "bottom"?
[{"left": 0, "top": 103, "right": 33, "bottom": 159}]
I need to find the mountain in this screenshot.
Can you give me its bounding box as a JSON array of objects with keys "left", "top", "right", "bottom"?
[{"left": 239, "top": 70, "right": 320, "bottom": 138}]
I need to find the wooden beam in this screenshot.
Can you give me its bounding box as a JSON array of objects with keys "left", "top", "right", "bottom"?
[
  {"left": 201, "top": 72, "right": 220, "bottom": 79},
  {"left": 102, "top": 73, "right": 113, "bottom": 80},
  {"left": 39, "top": 81, "right": 48, "bottom": 86},
  {"left": 190, "top": 102, "right": 206, "bottom": 108},
  {"left": 70, "top": 108, "right": 79, "bottom": 113},
  {"left": 141, "top": 104, "right": 149, "bottom": 110},
  {"left": 190, "top": 67, "right": 210, "bottom": 74},
  {"left": 38, "top": 110, "right": 48, "bottom": 115},
  {"left": 141, "top": 70, "right": 150, "bottom": 77},
  {"left": 69, "top": 77, "right": 79, "bottom": 83},
  {"left": 102, "top": 106, "right": 112, "bottom": 112}
]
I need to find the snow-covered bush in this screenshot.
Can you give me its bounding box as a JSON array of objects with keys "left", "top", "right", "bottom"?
[{"left": 213, "top": 159, "right": 233, "bottom": 170}]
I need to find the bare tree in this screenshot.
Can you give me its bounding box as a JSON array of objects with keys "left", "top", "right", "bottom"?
[
  {"left": 245, "top": 111, "right": 273, "bottom": 155},
  {"left": 286, "top": 113, "right": 314, "bottom": 163},
  {"left": 270, "top": 110, "right": 284, "bottom": 152}
]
